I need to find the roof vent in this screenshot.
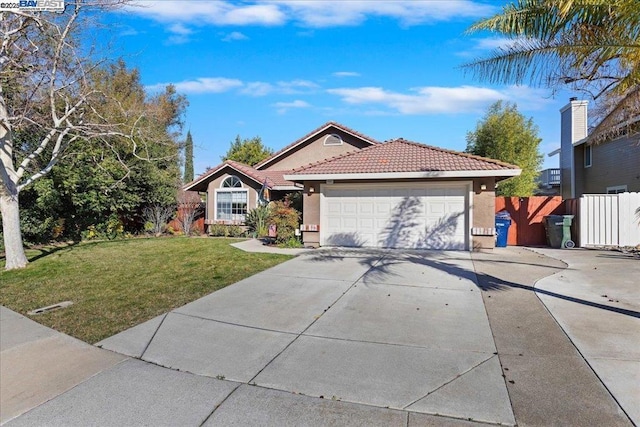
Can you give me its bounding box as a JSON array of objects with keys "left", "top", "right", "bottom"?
[
  {"left": 569, "top": 97, "right": 577, "bottom": 101},
  {"left": 324, "top": 134, "right": 343, "bottom": 146}
]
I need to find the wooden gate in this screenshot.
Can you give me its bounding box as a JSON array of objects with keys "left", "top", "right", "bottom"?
[{"left": 495, "top": 196, "right": 565, "bottom": 246}]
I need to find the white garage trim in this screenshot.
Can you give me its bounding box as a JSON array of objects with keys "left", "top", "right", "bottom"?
[
  {"left": 285, "top": 170, "right": 519, "bottom": 181},
  {"left": 320, "top": 181, "right": 472, "bottom": 250}
]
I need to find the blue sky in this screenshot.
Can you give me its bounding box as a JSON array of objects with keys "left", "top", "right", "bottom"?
[{"left": 102, "top": 0, "right": 572, "bottom": 175}]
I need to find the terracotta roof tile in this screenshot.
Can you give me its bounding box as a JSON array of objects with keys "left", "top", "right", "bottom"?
[
  {"left": 289, "top": 138, "right": 520, "bottom": 175},
  {"left": 254, "top": 121, "right": 379, "bottom": 169},
  {"left": 184, "top": 160, "right": 296, "bottom": 191}
]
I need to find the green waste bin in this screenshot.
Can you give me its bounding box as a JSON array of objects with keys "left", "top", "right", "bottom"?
[{"left": 544, "top": 215, "right": 575, "bottom": 249}]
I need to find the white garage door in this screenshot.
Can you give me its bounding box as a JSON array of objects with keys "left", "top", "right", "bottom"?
[{"left": 321, "top": 183, "right": 469, "bottom": 250}]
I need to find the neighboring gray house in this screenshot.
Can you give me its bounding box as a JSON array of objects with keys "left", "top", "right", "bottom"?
[{"left": 555, "top": 98, "right": 640, "bottom": 199}]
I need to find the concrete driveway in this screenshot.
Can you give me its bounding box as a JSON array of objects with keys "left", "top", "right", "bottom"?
[{"left": 3, "top": 246, "right": 634, "bottom": 426}]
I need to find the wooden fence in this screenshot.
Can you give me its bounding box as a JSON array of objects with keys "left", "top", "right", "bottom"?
[
  {"left": 566, "top": 192, "right": 640, "bottom": 247},
  {"left": 495, "top": 196, "right": 565, "bottom": 246}
]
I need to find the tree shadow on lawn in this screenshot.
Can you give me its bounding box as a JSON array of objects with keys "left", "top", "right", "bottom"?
[{"left": 0, "top": 241, "right": 83, "bottom": 265}]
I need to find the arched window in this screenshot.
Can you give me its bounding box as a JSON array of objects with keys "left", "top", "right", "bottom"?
[
  {"left": 221, "top": 175, "right": 242, "bottom": 188},
  {"left": 216, "top": 175, "right": 248, "bottom": 222}
]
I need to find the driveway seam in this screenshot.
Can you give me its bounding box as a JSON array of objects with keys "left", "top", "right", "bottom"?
[
  {"left": 169, "top": 311, "right": 301, "bottom": 336},
  {"left": 356, "top": 281, "right": 478, "bottom": 292},
  {"left": 401, "top": 354, "right": 496, "bottom": 410},
  {"left": 299, "top": 332, "right": 495, "bottom": 354},
  {"left": 139, "top": 313, "right": 168, "bottom": 360}
]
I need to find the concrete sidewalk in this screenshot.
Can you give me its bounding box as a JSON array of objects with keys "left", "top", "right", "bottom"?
[
  {"left": 0, "top": 307, "right": 127, "bottom": 424},
  {"left": 531, "top": 247, "right": 640, "bottom": 425}
]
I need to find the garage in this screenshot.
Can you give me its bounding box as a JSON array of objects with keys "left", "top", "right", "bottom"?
[{"left": 320, "top": 183, "right": 470, "bottom": 249}]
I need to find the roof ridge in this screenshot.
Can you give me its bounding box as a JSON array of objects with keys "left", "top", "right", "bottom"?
[
  {"left": 255, "top": 121, "right": 379, "bottom": 169},
  {"left": 392, "top": 138, "right": 521, "bottom": 170}
]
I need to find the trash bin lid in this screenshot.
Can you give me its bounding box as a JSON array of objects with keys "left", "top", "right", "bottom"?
[{"left": 495, "top": 210, "right": 511, "bottom": 219}]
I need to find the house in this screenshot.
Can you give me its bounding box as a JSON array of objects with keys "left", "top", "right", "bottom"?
[
  {"left": 185, "top": 122, "right": 521, "bottom": 250},
  {"left": 536, "top": 165, "right": 560, "bottom": 196},
  {"left": 556, "top": 98, "right": 640, "bottom": 198}
]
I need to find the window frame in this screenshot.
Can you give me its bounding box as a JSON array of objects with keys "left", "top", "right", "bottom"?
[
  {"left": 215, "top": 175, "right": 248, "bottom": 222},
  {"left": 584, "top": 144, "right": 592, "bottom": 168},
  {"left": 606, "top": 185, "right": 627, "bottom": 194},
  {"left": 323, "top": 133, "right": 344, "bottom": 146}
]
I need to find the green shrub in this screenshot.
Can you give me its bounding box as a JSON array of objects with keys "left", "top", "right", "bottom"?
[
  {"left": 268, "top": 201, "right": 300, "bottom": 244},
  {"left": 245, "top": 205, "right": 270, "bottom": 237},
  {"left": 208, "top": 223, "right": 229, "bottom": 237},
  {"left": 278, "top": 236, "right": 303, "bottom": 248},
  {"left": 227, "top": 225, "right": 246, "bottom": 238}
]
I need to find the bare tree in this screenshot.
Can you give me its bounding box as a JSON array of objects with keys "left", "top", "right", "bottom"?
[
  {"left": 176, "top": 190, "right": 202, "bottom": 236},
  {"left": 0, "top": 2, "right": 170, "bottom": 270},
  {"left": 142, "top": 204, "right": 175, "bottom": 236}
]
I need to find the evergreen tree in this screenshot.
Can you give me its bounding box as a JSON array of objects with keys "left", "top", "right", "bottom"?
[
  {"left": 466, "top": 101, "right": 543, "bottom": 197},
  {"left": 183, "top": 131, "right": 194, "bottom": 183}
]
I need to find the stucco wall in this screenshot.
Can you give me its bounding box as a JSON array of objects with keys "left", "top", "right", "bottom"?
[
  {"left": 301, "top": 183, "right": 321, "bottom": 247},
  {"left": 471, "top": 179, "right": 497, "bottom": 250},
  {"left": 260, "top": 129, "right": 373, "bottom": 171}
]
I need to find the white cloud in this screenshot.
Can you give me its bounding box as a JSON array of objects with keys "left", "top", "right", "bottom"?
[
  {"left": 274, "top": 0, "right": 496, "bottom": 27},
  {"left": 240, "top": 82, "right": 274, "bottom": 97},
  {"left": 168, "top": 23, "right": 193, "bottom": 35},
  {"left": 127, "top": 1, "right": 496, "bottom": 28},
  {"left": 146, "top": 77, "right": 320, "bottom": 96},
  {"left": 240, "top": 79, "right": 319, "bottom": 96},
  {"left": 222, "top": 31, "right": 249, "bottom": 42},
  {"left": 457, "top": 37, "right": 531, "bottom": 57},
  {"left": 327, "top": 85, "right": 553, "bottom": 114},
  {"left": 333, "top": 71, "right": 361, "bottom": 78},
  {"left": 128, "top": 1, "right": 285, "bottom": 26},
  {"left": 273, "top": 99, "right": 311, "bottom": 114},
  {"left": 147, "top": 77, "right": 243, "bottom": 94},
  {"left": 273, "top": 100, "right": 310, "bottom": 108}
]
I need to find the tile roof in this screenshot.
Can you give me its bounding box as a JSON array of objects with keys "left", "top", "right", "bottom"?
[
  {"left": 184, "top": 159, "right": 296, "bottom": 191},
  {"left": 254, "top": 121, "right": 379, "bottom": 169},
  {"left": 288, "top": 138, "right": 520, "bottom": 175}
]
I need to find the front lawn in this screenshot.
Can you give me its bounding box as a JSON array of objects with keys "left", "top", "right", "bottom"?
[{"left": 0, "top": 237, "right": 293, "bottom": 343}]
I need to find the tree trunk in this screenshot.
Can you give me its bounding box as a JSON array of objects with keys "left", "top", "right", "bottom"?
[{"left": 1, "top": 192, "right": 28, "bottom": 270}]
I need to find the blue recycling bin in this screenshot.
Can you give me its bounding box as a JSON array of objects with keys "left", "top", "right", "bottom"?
[{"left": 495, "top": 211, "right": 512, "bottom": 247}]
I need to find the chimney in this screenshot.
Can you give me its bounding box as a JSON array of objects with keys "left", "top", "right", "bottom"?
[{"left": 559, "top": 98, "right": 588, "bottom": 198}]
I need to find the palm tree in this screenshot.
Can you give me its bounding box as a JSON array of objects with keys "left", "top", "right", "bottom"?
[{"left": 464, "top": 0, "right": 640, "bottom": 143}]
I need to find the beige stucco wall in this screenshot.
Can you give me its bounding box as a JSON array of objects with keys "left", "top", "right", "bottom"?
[
  {"left": 260, "top": 129, "right": 373, "bottom": 171},
  {"left": 301, "top": 183, "right": 321, "bottom": 247},
  {"left": 300, "top": 178, "right": 498, "bottom": 250},
  {"left": 205, "top": 170, "right": 260, "bottom": 224},
  {"left": 471, "top": 178, "right": 497, "bottom": 250}
]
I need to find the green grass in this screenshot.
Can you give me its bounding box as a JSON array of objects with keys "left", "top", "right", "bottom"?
[{"left": 0, "top": 237, "right": 293, "bottom": 344}]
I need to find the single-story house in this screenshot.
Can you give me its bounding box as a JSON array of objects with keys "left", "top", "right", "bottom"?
[{"left": 184, "top": 122, "right": 521, "bottom": 250}]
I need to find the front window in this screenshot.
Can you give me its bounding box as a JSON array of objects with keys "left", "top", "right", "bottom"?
[{"left": 216, "top": 175, "right": 247, "bottom": 221}]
